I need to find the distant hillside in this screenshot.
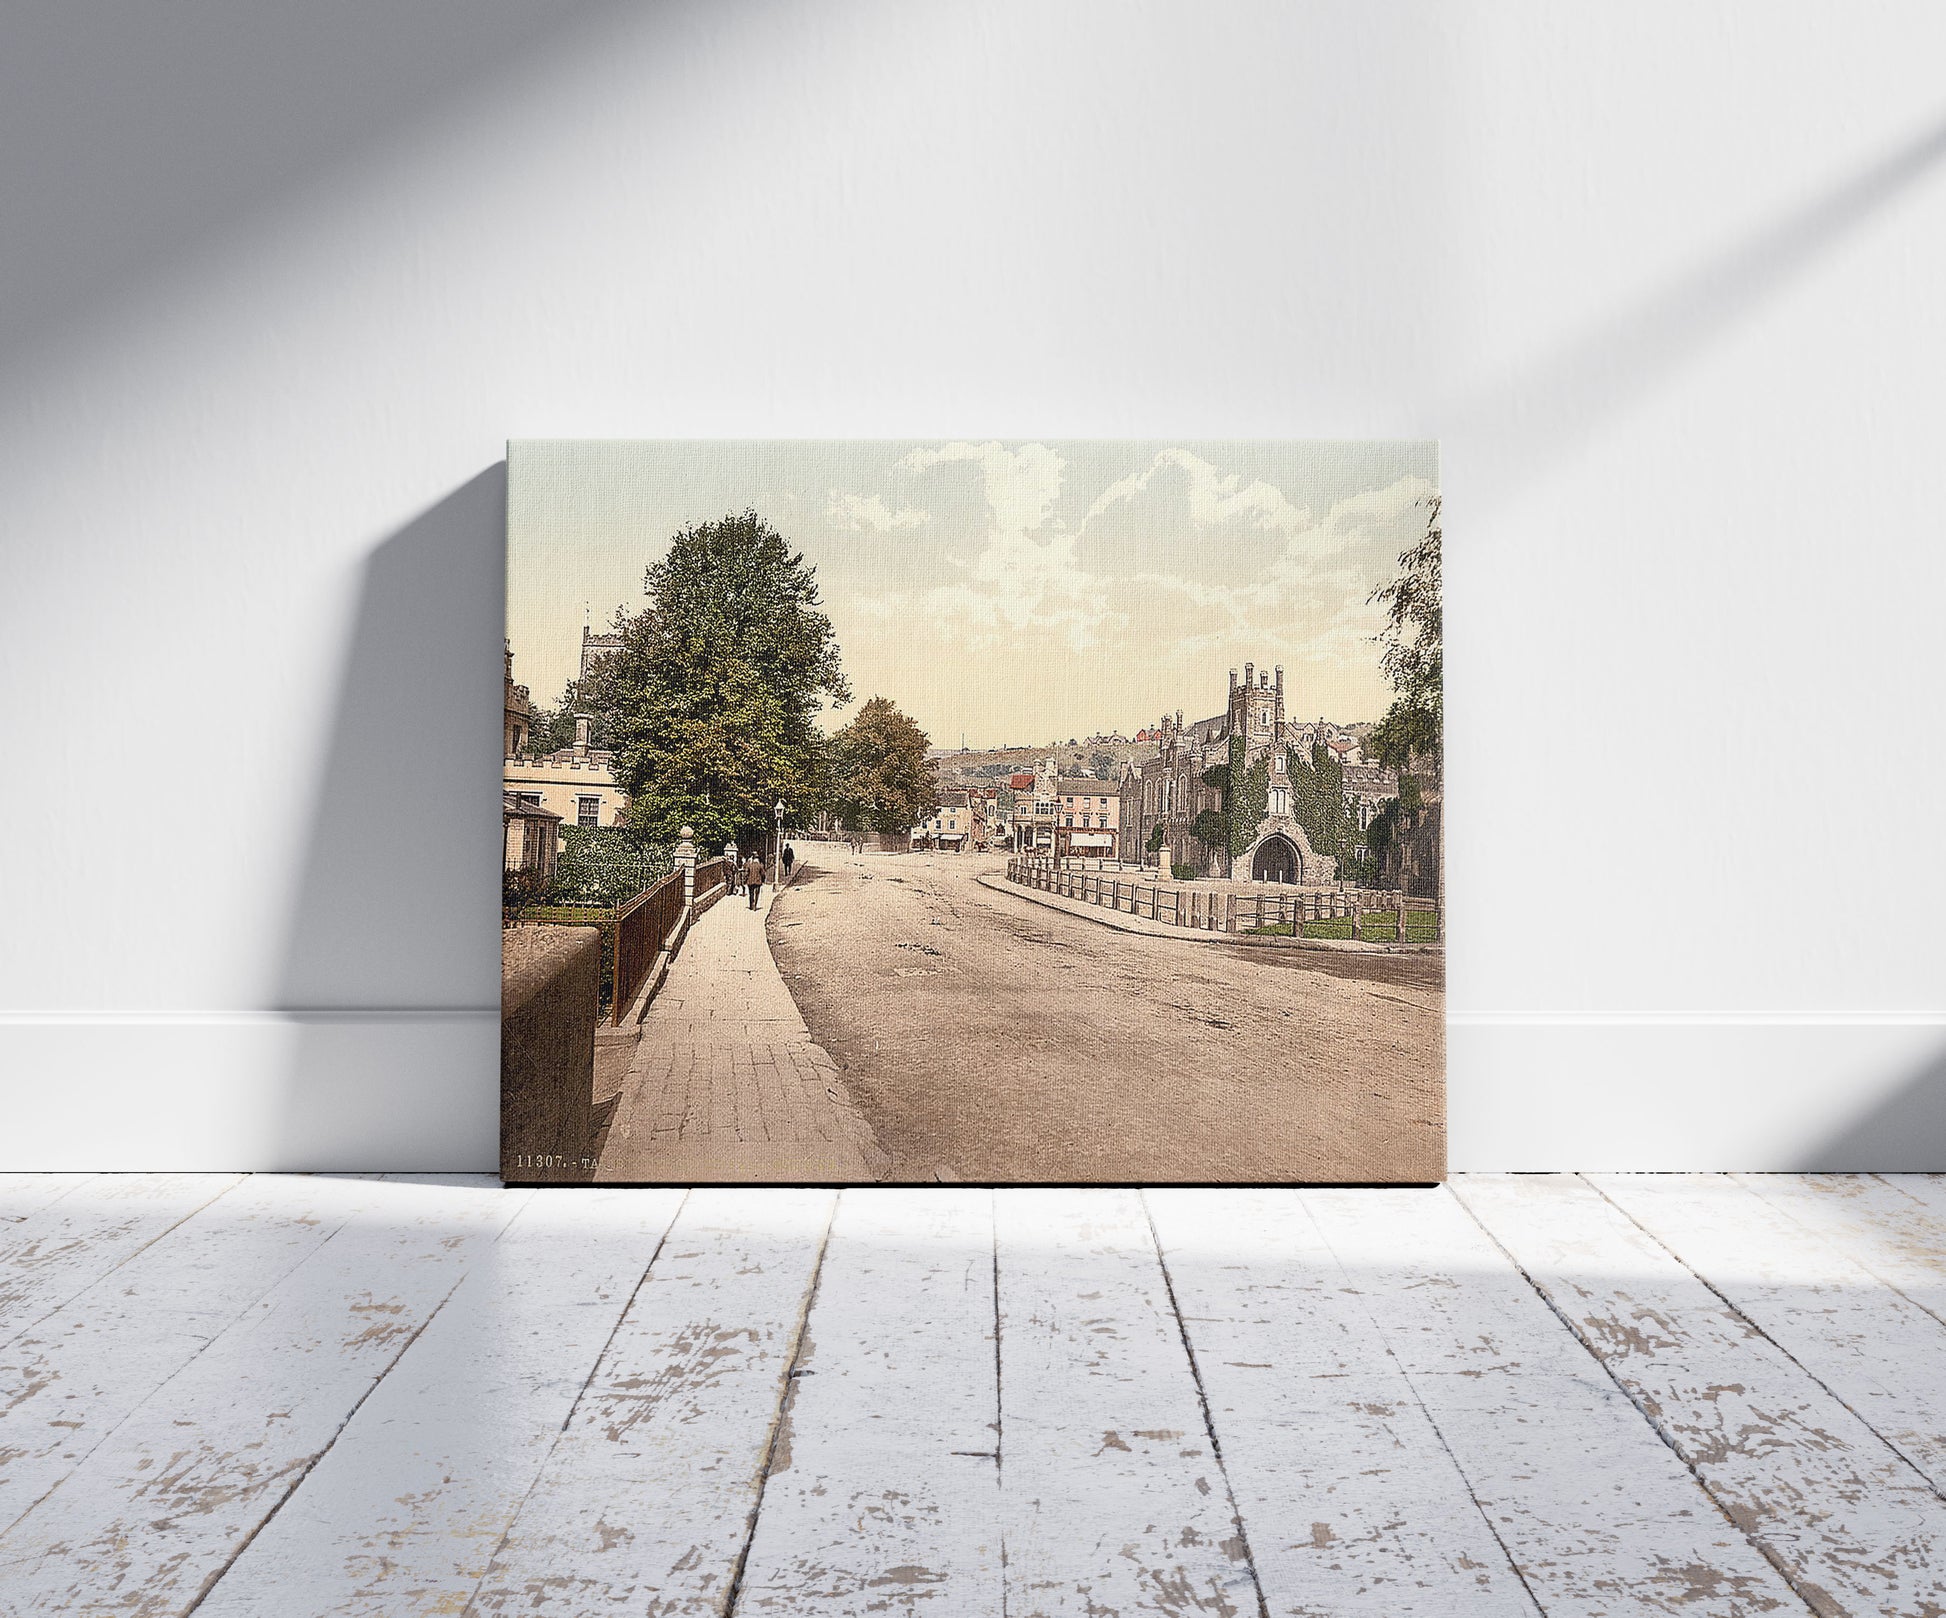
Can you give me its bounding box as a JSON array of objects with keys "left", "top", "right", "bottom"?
[
  {"left": 926, "top": 717, "right": 1384, "bottom": 793},
  {"left": 929, "top": 740, "right": 1153, "bottom": 789}
]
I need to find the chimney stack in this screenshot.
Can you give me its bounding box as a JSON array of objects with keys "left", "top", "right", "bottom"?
[
  {"left": 1243, "top": 661, "right": 1254, "bottom": 689},
  {"left": 1229, "top": 667, "right": 1238, "bottom": 697},
  {"left": 1274, "top": 665, "right": 1283, "bottom": 692},
  {"left": 574, "top": 714, "right": 592, "bottom": 755}
]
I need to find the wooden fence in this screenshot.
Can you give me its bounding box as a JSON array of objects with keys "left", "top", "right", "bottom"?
[{"left": 1005, "top": 858, "right": 1440, "bottom": 944}]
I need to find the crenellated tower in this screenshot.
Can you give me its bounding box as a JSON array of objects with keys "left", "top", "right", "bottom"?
[{"left": 1226, "top": 661, "right": 1285, "bottom": 758}]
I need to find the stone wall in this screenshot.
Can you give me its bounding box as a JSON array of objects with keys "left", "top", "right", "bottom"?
[{"left": 500, "top": 924, "right": 601, "bottom": 1182}]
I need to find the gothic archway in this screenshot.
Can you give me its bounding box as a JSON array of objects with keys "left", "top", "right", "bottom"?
[{"left": 1251, "top": 833, "right": 1300, "bottom": 884}]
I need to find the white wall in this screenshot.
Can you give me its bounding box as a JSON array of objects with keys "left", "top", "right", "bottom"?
[{"left": 4, "top": 1, "right": 1942, "bottom": 1171}]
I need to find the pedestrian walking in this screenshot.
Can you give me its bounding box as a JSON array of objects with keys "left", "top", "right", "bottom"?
[
  {"left": 723, "top": 839, "right": 740, "bottom": 895},
  {"left": 743, "top": 852, "right": 766, "bottom": 910},
  {"left": 782, "top": 841, "right": 796, "bottom": 879}
]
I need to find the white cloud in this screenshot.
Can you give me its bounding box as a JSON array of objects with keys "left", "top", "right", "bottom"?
[
  {"left": 1085, "top": 447, "right": 1312, "bottom": 537},
  {"left": 824, "top": 490, "right": 928, "bottom": 531},
  {"left": 891, "top": 441, "right": 1117, "bottom": 650},
  {"left": 1319, "top": 474, "right": 1435, "bottom": 533},
  {"left": 835, "top": 444, "right": 1433, "bottom": 708},
  {"left": 1118, "top": 472, "right": 1436, "bottom": 691},
  {"left": 918, "top": 529, "right": 1119, "bottom": 650},
  {"left": 902, "top": 441, "right": 1066, "bottom": 537}
]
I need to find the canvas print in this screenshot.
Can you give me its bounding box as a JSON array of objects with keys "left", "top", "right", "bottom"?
[{"left": 502, "top": 441, "right": 1443, "bottom": 1184}]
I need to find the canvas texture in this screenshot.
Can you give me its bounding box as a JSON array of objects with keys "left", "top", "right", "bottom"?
[{"left": 502, "top": 441, "right": 1443, "bottom": 1184}]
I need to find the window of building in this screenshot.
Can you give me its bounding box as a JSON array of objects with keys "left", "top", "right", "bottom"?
[
  {"left": 577, "top": 796, "right": 600, "bottom": 828},
  {"left": 1063, "top": 815, "right": 1072, "bottom": 827},
  {"left": 516, "top": 791, "right": 542, "bottom": 806}
]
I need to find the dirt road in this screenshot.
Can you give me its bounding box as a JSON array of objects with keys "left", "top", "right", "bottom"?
[{"left": 767, "top": 849, "right": 1443, "bottom": 1182}]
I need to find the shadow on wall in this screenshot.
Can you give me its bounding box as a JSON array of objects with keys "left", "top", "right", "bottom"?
[
  {"left": 269, "top": 465, "right": 506, "bottom": 1171},
  {"left": 0, "top": 0, "right": 645, "bottom": 377},
  {"left": 1449, "top": 110, "right": 1946, "bottom": 513},
  {"left": 1796, "top": 1047, "right": 1946, "bottom": 1173}
]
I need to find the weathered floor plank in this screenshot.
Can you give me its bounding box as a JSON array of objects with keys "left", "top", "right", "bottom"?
[
  {"left": 466, "top": 1187, "right": 837, "bottom": 1615},
  {"left": 1304, "top": 1186, "right": 1805, "bottom": 1616},
  {"left": 1594, "top": 1173, "right": 1946, "bottom": 1498},
  {"left": 1146, "top": 1188, "right": 1539, "bottom": 1616},
  {"left": 0, "top": 1174, "right": 95, "bottom": 1223},
  {"left": 0, "top": 1175, "right": 406, "bottom": 1536},
  {"left": 0, "top": 1175, "right": 524, "bottom": 1616},
  {"left": 193, "top": 1186, "right": 686, "bottom": 1617},
  {"left": 1878, "top": 1175, "right": 1946, "bottom": 1219},
  {"left": 1458, "top": 1173, "right": 1946, "bottom": 1616},
  {"left": 733, "top": 1187, "right": 1003, "bottom": 1614},
  {"left": 1734, "top": 1175, "right": 1946, "bottom": 1324},
  {"left": 0, "top": 1173, "right": 245, "bottom": 1347},
  {"left": 8, "top": 1174, "right": 1941, "bottom": 1616},
  {"left": 995, "top": 1187, "right": 1262, "bottom": 1618}
]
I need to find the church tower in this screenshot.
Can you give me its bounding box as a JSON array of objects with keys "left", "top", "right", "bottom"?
[
  {"left": 580, "top": 623, "right": 625, "bottom": 686},
  {"left": 1227, "top": 661, "right": 1285, "bottom": 759}
]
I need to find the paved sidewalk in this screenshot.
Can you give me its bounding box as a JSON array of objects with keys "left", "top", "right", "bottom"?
[{"left": 595, "top": 873, "right": 888, "bottom": 1183}]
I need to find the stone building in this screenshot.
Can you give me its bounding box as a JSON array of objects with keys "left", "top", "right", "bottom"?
[
  {"left": 913, "top": 789, "right": 985, "bottom": 851},
  {"left": 502, "top": 793, "right": 561, "bottom": 876},
  {"left": 505, "top": 715, "right": 630, "bottom": 833},
  {"left": 1120, "top": 660, "right": 1393, "bottom": 883},
  {"left": 504, "top": 643, "right": 533, "bottom": 757},
  {"left": 1342, "top": 760, "right": 1399, "bottom": 829},
  {"left": 503, "top": 645, "right": 630, "bottom": 838},
  {"left": 1385, "top": 797, "right": 1442, "bottom": 899},
  {"left": 579, "top": 624, "right": 624, "bottom": 684},
  {"left": 1010, "top": 758, "right": 1119, "bottom": 856},
  {"left": 965, "top": 785, "right": 1005, "bottom": 848}
]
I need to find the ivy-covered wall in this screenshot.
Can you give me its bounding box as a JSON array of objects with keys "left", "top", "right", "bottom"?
[{"left": 1229, "top": 734, "right": 1269, "bottom": 860}]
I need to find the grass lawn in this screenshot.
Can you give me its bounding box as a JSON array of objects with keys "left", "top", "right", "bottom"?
[{"left": 1242, "top": 910, "right": 1440, "bottom": 943}]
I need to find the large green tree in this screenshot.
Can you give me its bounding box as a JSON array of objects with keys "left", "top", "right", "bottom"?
[
  {"left": 1368, "top": 496, "right": 1442, "bottom": 772},
  {"left": 1367, "top": 497, "right": 1442, "bottom": 898},
  {"left": 826, "top": 696, "right": 939, "bottom": 837},
  {"left": 579, "top": 511, "right": 849, "bottom": 846}
]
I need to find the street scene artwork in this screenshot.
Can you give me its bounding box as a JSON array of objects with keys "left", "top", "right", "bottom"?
[{"left": 502, "top": 441, "right": 1444, "bottom": 1184}]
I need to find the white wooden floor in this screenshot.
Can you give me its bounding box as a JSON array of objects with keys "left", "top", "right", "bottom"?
[{"left": 2, "top": 1176, "right": 1944, "bottom": 1615}]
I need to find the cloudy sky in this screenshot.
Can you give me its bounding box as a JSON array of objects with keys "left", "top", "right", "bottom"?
[{"left": 508, "top": 439, "right": 1438, "bottom": 750}]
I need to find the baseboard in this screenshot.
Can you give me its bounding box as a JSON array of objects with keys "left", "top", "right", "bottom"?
[
  {"left": 0, "top": 1012, "right": 498, "bottom": 1172},
  {"left": 1, "top": 1012, "right": 1940, "bottom": 1172},
  {"left": 1447, "top": 1016, "right": 1946, "bottom": 1171}
]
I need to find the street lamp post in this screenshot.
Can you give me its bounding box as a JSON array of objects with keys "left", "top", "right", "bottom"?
[{"left": 773, "top": 799, "right": 786, "bottom": 883}]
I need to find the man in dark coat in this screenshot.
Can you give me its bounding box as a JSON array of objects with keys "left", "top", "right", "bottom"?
[
  {"left": 743, "top": 852, "right": 765, "bottom": 909},
  {"left": 782, "top": 842, "right": 796, "bottom": 879}
]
